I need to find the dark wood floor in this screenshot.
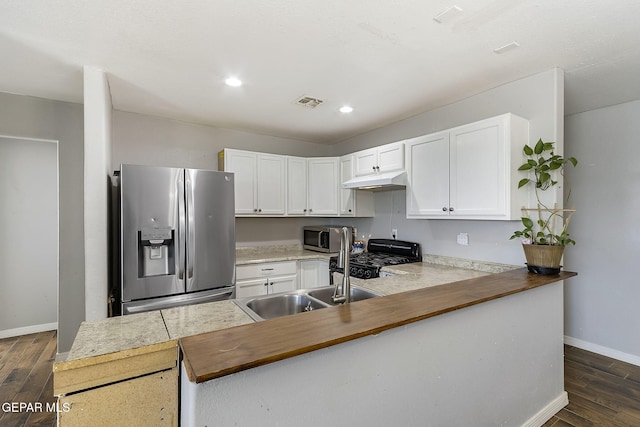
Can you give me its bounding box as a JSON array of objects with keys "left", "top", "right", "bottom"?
[
  {"left": 2, "top": 332, "right": 640, "bottom": 426},
  {"left": 543, "top": 345, "right": 640, "bottom": 426},
  {"left": 0, "top": 330, "right": 57, "bottom": 427}
]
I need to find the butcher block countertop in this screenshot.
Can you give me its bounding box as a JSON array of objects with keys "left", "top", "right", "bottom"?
[{"left": 180, "top": 268, "right": 577, "bottom": 384}]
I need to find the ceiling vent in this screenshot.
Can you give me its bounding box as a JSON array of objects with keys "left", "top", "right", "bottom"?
[{"left": 295, "top": 96, "right": 324, "bottom": 108}]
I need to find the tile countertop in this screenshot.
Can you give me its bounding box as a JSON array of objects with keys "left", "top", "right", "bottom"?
[{"left": 235, "top": 245, "right": 334, "bottom": 265}]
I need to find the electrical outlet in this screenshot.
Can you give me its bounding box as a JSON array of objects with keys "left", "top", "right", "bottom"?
[
  {"left": 457, "top": 232, "right": 469, "bottom": 246},
  {"left": 392, "top": 228, "right": 398, "bottom": 239}
]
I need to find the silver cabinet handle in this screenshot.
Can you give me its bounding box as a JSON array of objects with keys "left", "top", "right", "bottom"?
[
  {"left": 442, "top": 207, "right": 447, "bottom": 212},
  {"left": 449, "top": 207, "right": 454, "bottom": 212},
  {"left": 253, "top": 208, "right": 258, "bottom": 212},
  {"left": 258, "top": 208, "right": 262, "bottom": 212}
]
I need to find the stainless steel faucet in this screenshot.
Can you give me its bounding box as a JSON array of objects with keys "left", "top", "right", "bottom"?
[{"left": 332, "top": 227, "right": 351, "bottom": 304}]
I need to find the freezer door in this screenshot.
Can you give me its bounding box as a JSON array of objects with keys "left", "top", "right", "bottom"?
[
  {"left": 185, "top": 169, "right": 236, "bottom": 292},
  {"left": 120, "top": 165, "right": 185, "bottom": 301}
]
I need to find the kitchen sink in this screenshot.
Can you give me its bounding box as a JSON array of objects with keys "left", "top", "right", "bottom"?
[
  {"left": 239, "top": 291, "right": 327, "bottom": 321},
  {"left": 307, "top": 286, "right": 379, "bottom": 306},
  {"left": 234, "top": 286, "right": 380, "bottom": 321}
]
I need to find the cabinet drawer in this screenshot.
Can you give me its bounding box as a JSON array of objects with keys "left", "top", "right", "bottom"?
[{"left": 236, "top": 261, "right": 297, "bottom": 280}]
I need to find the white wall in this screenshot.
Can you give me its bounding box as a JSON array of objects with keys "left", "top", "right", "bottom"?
[
  {"left": 330, "top": 69, "right": 564, "bottom": 266},
  {"left": 0, "top": 136, "right": 58, "bottom": 337},
  {"left": 0, "top": 92, "right": 84, "bottom": 353},
  {"left": 183, "top": 283, "right": 566, "bottom": 427},
  {"left": 564, "top": 99, "right": 640, "bottom": 364},
  {"left": 111, "top": 110, "right": 333, "bottom": 246},
  {"left": 84, "top": 67, "right": 112, "bottom": 321}
]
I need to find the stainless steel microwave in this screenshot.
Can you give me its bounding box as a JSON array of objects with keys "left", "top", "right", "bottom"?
[{"left": 303, "top": 226, "right": 354, "bottom": 253}]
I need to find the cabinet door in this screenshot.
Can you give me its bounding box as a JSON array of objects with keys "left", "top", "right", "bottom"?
[
  {"left": 257, "top": 154, "right": 286, "bottom": 215},
  {"left": 339, "top": 155, "right": 355, "bottom": 216},
  {"left": 315, "top": 259, "right": 330, "bottom": 287},
  {"left": 449, "top": 118, "right": 506, "bottom": 217},
  {"left": 224, "top": 149, "right": 257, "bottom": 215},
  {"left": 354, "top": 148, "right": 378, "bottom": 176},
  {"left": 268, "top": 274, "right": 297, "bottom": 294},
  {"left": 405, "top": 132, "right": 450, "bottom": 217},
  {"left": 377, "top": 142, "right": 404, "bottom": 172},
  {"left": 298, "top": 259, "right": 330, "bottom": 289},
  {"left": 236, "top": 277, "right": 268, "bottom": 299},
  {"left": 308, "top": 158, "right": 338, "bottom": 216},
  {"left": 287, "top": 156, "right": 308, "bottom": 215}
]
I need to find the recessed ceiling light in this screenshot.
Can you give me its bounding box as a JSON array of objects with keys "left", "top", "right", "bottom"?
[
  {"left": 339, "top": 106, "right": 354, "bottom": 113},
  {"left": 225, "top": 77, "right": 243, "bottom": 87}
]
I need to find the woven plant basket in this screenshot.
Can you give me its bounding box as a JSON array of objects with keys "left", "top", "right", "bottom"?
[{"left": 522, "top": 244, "right": 564, "bottom": 268}]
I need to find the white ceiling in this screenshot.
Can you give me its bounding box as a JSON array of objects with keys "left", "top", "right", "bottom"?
[{"left": 1, "top": 0, "right": 640, "bottom": 144}]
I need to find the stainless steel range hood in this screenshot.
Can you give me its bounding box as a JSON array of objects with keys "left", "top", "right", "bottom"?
[{"left": 342, "top": 170, "right": 407, "bottom": 191}]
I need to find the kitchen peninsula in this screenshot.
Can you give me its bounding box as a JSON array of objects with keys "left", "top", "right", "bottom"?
[{"left": 54, "top": 249, "right": 576, "bottom": 427}]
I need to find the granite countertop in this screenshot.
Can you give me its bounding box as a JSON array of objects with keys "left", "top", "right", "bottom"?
[
  {"left": 66, "top": 310, "right": 172, "bottom": 361},
  {"left": 356, "top": 264, "right": 492, "bottom": 296},
  {"left": 161, "top": 300, "right": 253, "bottom": 339},
  {"left": 236, "top": 245, "right": 334, "bottom": 265},
  {"left": 59, "top": 249, "right": 521, "bottom": 367}
]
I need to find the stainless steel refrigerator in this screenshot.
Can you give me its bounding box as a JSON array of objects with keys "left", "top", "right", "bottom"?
[{"left": 118, "top": 164, "right": 236, "bottom": 315}]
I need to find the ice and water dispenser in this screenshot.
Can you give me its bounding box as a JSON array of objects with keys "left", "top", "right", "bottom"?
[{"left": 138, "top": 226, "right": 175, "bottom": 278}]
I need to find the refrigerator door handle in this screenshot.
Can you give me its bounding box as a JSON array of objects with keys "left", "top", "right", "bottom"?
[
  {"left": 177, "top": 171, "right": 186, "bottom": 286},
  {"left": 185, "top": 170, "right": 196, "bottom": 287}
]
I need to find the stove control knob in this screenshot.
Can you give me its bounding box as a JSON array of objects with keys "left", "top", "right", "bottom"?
[
  {"left": 357, "top": 268, "right": 365, "bottom": 278},
  {"left": 350, "top": 266, "right": 358, "bottom": 276},
  {"left": 364, "top": 270, "right": 372, "bottom": 279}
]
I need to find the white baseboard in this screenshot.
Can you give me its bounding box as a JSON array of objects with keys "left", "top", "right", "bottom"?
[
  {"left": 0, "top": 322, "right": 57, "bottom": 339},
  {"left": 522, "top": 392, "right": 568, "bottom": 427},
  {"left": 564, "top": 335, "right": 640, "bottom": 367}
]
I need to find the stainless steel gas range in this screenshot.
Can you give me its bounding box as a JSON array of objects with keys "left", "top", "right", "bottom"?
[{"left": 329, "top": 238, "right": 422, "bottom": 280}]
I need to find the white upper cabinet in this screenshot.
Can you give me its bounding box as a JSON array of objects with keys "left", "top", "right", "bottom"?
[
  {"left": 339, "top": 155, "right": 356, "bottom": 215},
  {"left": 354, "top": 141, "right": 405, "bottom": 176},
  {"left": 285, "top": 156, "right": 339, "bottom": 216},
  {"left": 220, "top": 149, "right": 286, "bottom": 216},
  {"left": 339, "top": 155, "right": 374, "bottom": 217},
  {"left": 405, "top": 131, "right": 451, "bottom": 217},
  {"left": 307, "top": 157, "right": 339, "bottom": 216},
  {"left": 406, "top": 113, "right": 529, "bottom": 220},
  {"left": 286, "top": 156, "right": 308, "bottom": 215}
]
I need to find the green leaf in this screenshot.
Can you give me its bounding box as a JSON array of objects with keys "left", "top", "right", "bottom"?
[
  {"left": 517, "top": 178, "right": 530, "bottom": 188},
  {"left": 543, "top": 142, "right": 555, "bottom": 151},
  {"left": 540, "top": 172, "right": 551, "bottom": 183},
  {"left": 522, "top": 217, "right": 534, "bottom": 228},
  {"left": 528, "top": 159, "right": 537, "bottom": 167},
  {"left": 518, "top": 164, "right": 533, "bottom": 171},
  {"left": 523, "top": 145, "right": 533, "bottom": 156},
  {"left": 568, "top": 157, "right": 578, "bottom": 167},
  {"left": 549, "top": 161, "right": 561, "bottom": 170},
  {"left": 534, "top": 139, "right": 544, "bottom": 154}
]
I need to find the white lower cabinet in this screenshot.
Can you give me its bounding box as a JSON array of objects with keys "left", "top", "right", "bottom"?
[
  {"left": 235, "top": 261, "right": 297, "bottom": 299},
  {"left": 298, "top": 259, "right": 330, "bottom": 289}
]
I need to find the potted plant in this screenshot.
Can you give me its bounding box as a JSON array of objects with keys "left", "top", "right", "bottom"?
[{"left": 510, "top": 138, "right": 578, "bottom": 274}]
